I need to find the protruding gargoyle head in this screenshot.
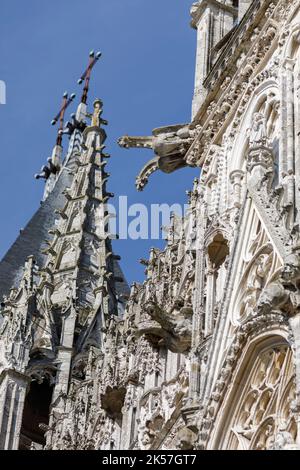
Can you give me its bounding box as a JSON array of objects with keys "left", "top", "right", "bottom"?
[
  {"left": 117, "top": 135, "right": 153, "bottom": 150},
  {"left": 117, "top": 123, "right": 194, "bottom": 190},
  {"left": 117, "top": 135, "right": 131, "bottom": 148}
]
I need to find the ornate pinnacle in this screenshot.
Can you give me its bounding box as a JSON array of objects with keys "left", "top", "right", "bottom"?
[
  {"left": 86, "top": 98, "right": 108, "bottom": 128},
  {"left": 81, "top": 98, "right": 108, "bottom": 149}
]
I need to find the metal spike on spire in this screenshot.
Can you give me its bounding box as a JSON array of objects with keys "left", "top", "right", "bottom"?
[
  {"left": 35, "top": 92, "right": 76, "bottom": 182},
  {"left": 78, "top": 50, "right": 102, "bottom": 105},
  {"left": 51, "top": 92, "right": 76, "bottom": 146}
]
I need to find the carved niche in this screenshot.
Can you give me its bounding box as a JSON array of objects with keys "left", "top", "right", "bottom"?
[{"left": 231, "top": 208, "right": 282, "bottom": 324}]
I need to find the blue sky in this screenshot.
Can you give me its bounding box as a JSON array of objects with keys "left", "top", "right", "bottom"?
[{"left": 0, "top": 0, "right": 199, "bottom": 285}]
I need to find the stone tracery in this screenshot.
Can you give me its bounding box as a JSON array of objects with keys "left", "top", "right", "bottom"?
[
  {"left": 2, "top": 0, "right": 300, "bottom": 452},
  {"left": 222, "top": 344, "right": 297, "bottom": 450}
]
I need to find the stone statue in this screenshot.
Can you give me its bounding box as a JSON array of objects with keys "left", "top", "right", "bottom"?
[
  {"left": 91, "top": 99, "right": 103, "bottom": 127},
  {"left": 86, "top": 99, "right": 107, "bottom": 128},
  {"left": 248, "top": 112, "right": 268, "bottom": 148}
]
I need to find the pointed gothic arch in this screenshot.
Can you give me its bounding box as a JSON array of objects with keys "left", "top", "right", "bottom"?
[
  {"left": 229, "top": 79, "right": 280, "bottom": 174},
  {"left": 281, "top": 20, "right": 300, "bottom": 61},
  {"left": 229, "top": 203, "right": 283, "bottom": 326},
  {"left": 210, "top": 334, "right": 297, "bottom": 450}
]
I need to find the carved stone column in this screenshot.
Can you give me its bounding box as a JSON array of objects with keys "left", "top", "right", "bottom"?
[
  {"left": 204, "top": 264, "right": 215, "bottom": 337},
  {"left": 279, "top": 58, "right": 295, "bottom": 213},
  {"left": 51, "top": 307, "right": 77, "bottom": 407},
  {"left": 285, "top": 59, "right": 295, "bottom": 223},
  {"left": 229, "top": 170, "right": 245, "bottom": 225},
  {"left": 214, "top": 149, "right": 225, "bottom": 217},
  {"left": 0, "top": 370, "right": 30, "bottom": 449},
  {"left": 188, "top": 190, "right": 206, "bottom": 406},
  {"left": 207, "top": 175, "right": 217, "bottom": 218},
  {"left": 285, "top": 59, "right": 295, "bottom": 177},
  {"left": 294, "top": 58, "right": 300, "bottom": 226},
  {"left": 120, "top": 383, "right": 138, "bottom": 449},
  {"left": 289, "top": 313, "right": 300, "bottom": 447}
]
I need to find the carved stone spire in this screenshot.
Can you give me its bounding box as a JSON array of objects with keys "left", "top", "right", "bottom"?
[
  {"left": 0, "top": 95, "right": 129, "bottom": 449},
  {"left": 41, "top": 98, "right": 123, "bottom": 353},
  {"left": 35, "top": 92, "right": 76, "bottom": 200}
]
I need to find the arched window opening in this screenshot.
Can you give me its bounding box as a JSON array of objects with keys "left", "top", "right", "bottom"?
[
  {"left": 19, "top": 379, "right": 53, "bottom": 450},
  {"left": 207, "top": 234, "right": 229, "bottom": 270},
  {"left": 220, "top": 343, "right": 297, "bottom": 450}
]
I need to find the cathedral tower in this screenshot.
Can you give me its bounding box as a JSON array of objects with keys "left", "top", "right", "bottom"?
[
  {"left": 191, "top": 1, "right": 239, "bottom": 117},
  {"left": 0, "top": 64, "right": 129, "bottom": 449},
  {"left": 2, "top": 0, "right": 300, "bottom": 451}
]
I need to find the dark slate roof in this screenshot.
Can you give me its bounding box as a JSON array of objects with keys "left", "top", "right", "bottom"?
[
  {"left": 0, "top": 168, "right": 73, "bottom": 300},
  {"left": 0, "top": 172, "right": 129, "bottom": 301},
  {"left": 113, "top": 258, "right": 130, "bottom": 298}
]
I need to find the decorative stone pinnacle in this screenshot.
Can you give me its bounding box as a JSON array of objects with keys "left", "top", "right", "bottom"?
[{"left": 85, "top": 98, "right": 108, "bottom": 128}]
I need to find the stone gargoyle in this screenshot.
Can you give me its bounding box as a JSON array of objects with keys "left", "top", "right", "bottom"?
[
  {"left": 136, "top": 296, "right": 193, "bottom": 353},
  {"left": 257, "top": 253, "right": 300, "bottom": 315},
  {"left": 118, "top": 124, "right": 195, "bottom": 190}
]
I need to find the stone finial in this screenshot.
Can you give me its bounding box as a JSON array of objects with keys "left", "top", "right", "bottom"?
[{"left": 86, "top": 98, "right": 108, "bottom": 128}]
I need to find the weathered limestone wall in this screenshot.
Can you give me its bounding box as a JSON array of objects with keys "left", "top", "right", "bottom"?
[{"left": 2, "top": 0, "right": 300, "bottom": 452}]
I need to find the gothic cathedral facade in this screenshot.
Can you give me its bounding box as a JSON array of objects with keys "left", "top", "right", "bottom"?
[{"left": 1, "top": 0, "right": 300, "bottom": 450}]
